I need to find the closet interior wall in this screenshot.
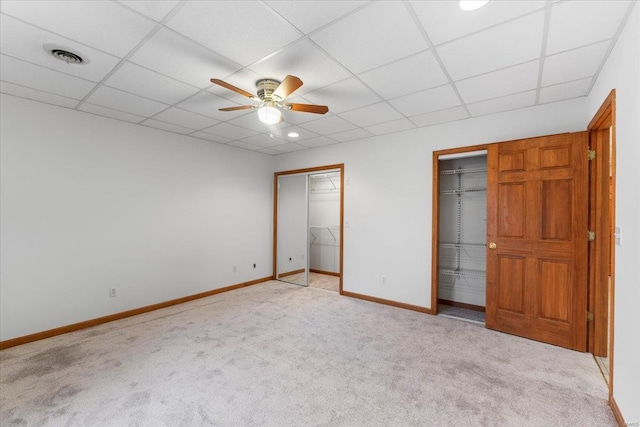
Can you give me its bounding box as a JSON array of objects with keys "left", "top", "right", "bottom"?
[
  {"left": 438, "top": 155, "right": 488, "bottom": 309},
  {"left": 308, "top": 173, "right": 341, "bottom": 275}
]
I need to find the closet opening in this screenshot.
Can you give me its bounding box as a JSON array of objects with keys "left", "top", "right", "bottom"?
[
  {"left": 432, "top": 147, "right": 489, "bottom": 324},
  {"left": 274, "top": 164, "right": 344, "bottom": 293}
]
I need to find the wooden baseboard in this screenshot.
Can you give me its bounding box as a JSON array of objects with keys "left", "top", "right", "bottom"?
[
  {"left": 309, "top": 269, "right": 340, "bottom": 277},
  {"left": 0, "top": 276, "right": 272, "bottom": 350},
  {"left": 341, "top": 290, "right": 433, "bottom": 314},
  {"left": 278, "top": 268, "right": 305, "bottom": 278},
  {"left": 610, "top": 396, "right": 626, "bottom": 426},
  {"left": 439, "top": 299, "right": 486, "bottom": 312}
]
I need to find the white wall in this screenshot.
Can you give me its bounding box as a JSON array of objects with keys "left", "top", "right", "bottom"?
[
  {"left": 275, "top": 98, "right": 586, "bottom": 307},
  {"left": 0, "top": 95, "right": 273, "bottom": 341},
  {"left": 587, "top": 4, "right": 640, "bottom": 424}
]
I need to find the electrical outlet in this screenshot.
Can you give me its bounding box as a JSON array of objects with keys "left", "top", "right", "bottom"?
[
  {"left": 233, "top": 265, "right": 237, "bottom": 273},
  {"left": 109, "top": 287, "right": 117, "bottom": 297},
  {"left": 382, "top": 276, "right": 388, "bottom": 285}
]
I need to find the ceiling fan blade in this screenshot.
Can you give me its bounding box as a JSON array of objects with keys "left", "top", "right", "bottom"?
[
  {"left": 219, "top": 105, "right": 254, "bottom": 112},
  {"left": 210, "top": 79, "right": 256, "bottom": 99},
  {"left": 285, "top": 103, "right": 329, "bottom": 114},
  {"left": 273, "top": 75, "right": 303, "bottom": 101}
]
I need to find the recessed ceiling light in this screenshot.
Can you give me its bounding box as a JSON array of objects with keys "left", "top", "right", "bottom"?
[
  {"left": 459, "top": 0, "right": 489, "bottom": 11},
  {"left": 288, "top": 132, "right": 300, "bottom": 138}
]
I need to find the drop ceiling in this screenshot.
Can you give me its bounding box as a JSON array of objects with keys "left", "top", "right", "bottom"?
[{"left": 0, "top": 1, "right": 635, "bottom": 155}]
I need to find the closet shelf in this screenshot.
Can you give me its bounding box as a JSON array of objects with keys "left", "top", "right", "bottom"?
[
  {"left": 440, "top": 188, "right": 486, "bottom": 194},
  {"left": 309, "top": 226, "right": 338, "bottom": 243},
  {"left": 439, "top": 268, "right": 485, "bottom": 278},
  {"left": 440, "top": 167, "right": 487, "bottom": 175},
  {"left": 440, "top": 242, "right": 486, "bottom": 249}
]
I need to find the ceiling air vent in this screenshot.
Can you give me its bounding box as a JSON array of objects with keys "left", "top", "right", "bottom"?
[
  {"left": 51, "top": 49, "right": 83, "bottom": 64},
  {"left": 42, "top": 44, "right": 89, "bottom": 65}
]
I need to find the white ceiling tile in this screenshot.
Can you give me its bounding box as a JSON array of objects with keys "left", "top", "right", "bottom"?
[
  {"left": 227, "top": 140, "right": 263, "bottom": 151},
  {"left": 365, "top": 118, "right": 416, "bottom": 136},
  {"left": 129, "top": 28, "right": 241, "bottom": 89},
  {"left": 409, "top": 106, "right": 469, "bottom": 127},
  {"left": 330, "top": 128, "right": 374, "bottom": 143},
  {"left": 303, "top": 77, "right": 380, "bottom": 114},
  {"left": 437, "top": 11, "right": 544, "bottom": 81},
  {"left": 152, "top": 107, "right": 220, "bottom": 130},
  {"left": 539, "top": 77, "right": 592, "bottom": 104},
  {"left": 299, "top": 115, "right": 357, "bottom": 135},
  {"left": 389, "top": 84, "right": 460, "bottom": 117},
  {"left": 79, "top": 102, "right": 145, "bottom": 123},
  {"left": 272, "top": 142, "right": 308, "bottom": 153},
  {"left": 176, "top": 92, "right": 243, "bottom": 121},
  {"left": 298, "top": 137, "right": 339, "bottom": 148},
  {"left": 257, "top": 148, "right": 281, "bottom": 155},
  {"left": 311, "top": 1, "right": 428, "bottom": 74},
  {"left": 358, "top": 51, "right": 448, "bottom": 99},
  {"left": 467, "top": 90, "right": 536, "bottom": 117},
  {"left": 242, "top": 134, "right": 288, "bottom": 148},
  {"left": 0, "top": 0, "right": 156, "bottom": 57},
  {"left": 541, "top": 41, "right": 610, "bottom": 87},
  {"left": 339, "top": 102, "right": 404, "bottom": 128},
  {"left": 0, "top": 15, "right": 121, "bottom": 83},
  {"left": 84, "top": 86, "right": 168, "bottom": 117},
  {"left": 117, "top": 0, "right": 181, "bottom": 22},
  {"left": 166, "top": 1, "right": 302, "bottom": 66},
  {"left": 104, "top": 62, "right": 199, "bottom": 104},
  {"left": 0, "top": 81, "right": 78, "bottom": 108},
  {"left": 0, "top": 54, "right": 96, "bottom": 100},
  {"left": 142, "top": 119, "right": 193, "bottom": 134},
  {"left": 265, "top": 1, "right": 366, "bottom": 34},
  {"left": 248, "top": 40, "right": 350, "bottom": 95},
  {"left": 455, "top": 60, "right": 539, "bottom": 104},
  {"left": 410, "top": 0, "right": 545, "bottom": 45},
  {"left": 191, "top": 131, "right": 231, "bottom": 144},
  {"left": 546, "top": 0, "right": 632, "bottom": 54},
  {"left": 201, "top": 122, "right": 260, "bottom": 140}
]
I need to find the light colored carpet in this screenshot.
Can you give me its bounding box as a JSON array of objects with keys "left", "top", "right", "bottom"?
[
  {"left": 280, "top": 272, "right": 340, "bottom": 292},
  {"left": 1, "top": 281, "right": 614, "bottom": 426}
]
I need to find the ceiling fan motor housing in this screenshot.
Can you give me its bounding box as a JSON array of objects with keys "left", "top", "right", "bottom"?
[{"left": 256, "top": 79, "right": 281, "bottom": 102}]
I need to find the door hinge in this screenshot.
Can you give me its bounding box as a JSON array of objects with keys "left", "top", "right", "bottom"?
[
  {"left": 588, "top": 230, "right": 595, "bottom": 241},
  {"left": 588, "top": 149, "right": 596, "bottom": 160},
  {"left": 587, "top": 311, "right": 595, "bottom": 322}
]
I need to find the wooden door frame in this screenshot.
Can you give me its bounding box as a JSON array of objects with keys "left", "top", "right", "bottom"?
[
  {"left": 431, "top": 144, "right": 491, "bottom": 314},
  {"left": 273, "top": 164, "right": 344, "bottom": 293},
  {"left": 587, "top": 90, "right": 616, "bottom": 403}
]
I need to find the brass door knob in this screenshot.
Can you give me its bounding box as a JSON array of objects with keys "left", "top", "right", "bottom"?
[{"left": 488, "top": 242, "right": 497, "bottom": 249}]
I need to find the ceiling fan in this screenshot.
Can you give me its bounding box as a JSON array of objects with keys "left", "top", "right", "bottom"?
[{"left": 210, "top": 75, "right": 329, "bottom": 125}]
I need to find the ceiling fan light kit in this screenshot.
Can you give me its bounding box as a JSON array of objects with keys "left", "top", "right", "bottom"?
[
  {"left": 210, "top": 75, "right": 329, "bottom": 127},
  {"left": 258, "top": 105, "right": 282, "bottom": 125},
  {"left": 459, "top": 0, "right": 490, "bottom": 11}
]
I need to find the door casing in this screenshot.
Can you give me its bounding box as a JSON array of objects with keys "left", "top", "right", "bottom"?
[{"left": 273, "top": 164, "right": 344, "bottom": 293}]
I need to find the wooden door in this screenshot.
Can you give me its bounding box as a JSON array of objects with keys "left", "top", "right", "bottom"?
[{"left": 486, "top": 133, "right": 588, "bottom": 351}]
